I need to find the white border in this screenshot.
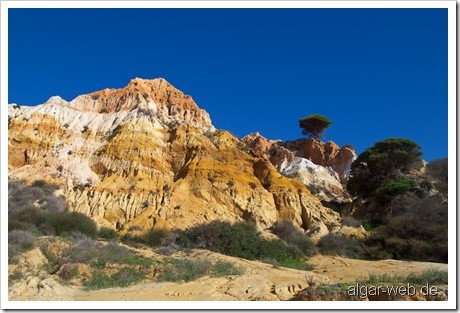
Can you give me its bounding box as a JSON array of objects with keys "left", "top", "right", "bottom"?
[{"left": 1, "top": 0, "right": 456, "bottom": 310}]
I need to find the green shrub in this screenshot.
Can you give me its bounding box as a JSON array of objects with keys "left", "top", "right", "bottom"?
[
  {"left": 143, "top": 228, "right": 170, "bottom": 247},
  {"left": 120, "top": 233, "right": 144, "bottom": 247},
  {"left": 374, "top": 179, "right": 415, "bottom": 203},
  {"left": 48, "top": 211, "right": 98, "bottom": 238},
  {"left": 426, "top": 158, "right": 448, "bottom": 183},
  {"left": 157, "top": 258, "right": 212, "bottom": 282},
  {"left": 157, "top": 258, "right": 244, "bottom": 282},
  {"left": 8, "top": 180, "right": 65, "bottom": 213},
  {"left": 98, "top": 227, "right": 119, "bottom": 241},
  {"left": 271, "top": 221, "right": 317, "bottom": 257},
  {"left": 178, "top": 221, "right": 311, "bottom": 270},
  {"left": 363, "top": 194, "right": 447, "bottom": 262},
  {"left": 361, "top": 269, "right": 448, "bottom": 286},
  {"left": 211, "top": 261, "right": 245, "bottom": 276},
  {"left": 317, "top": 234, "right": 365, "bottom": 259},
  {"left": 8, "top": 220, "right": 34, "bottom": 232},
  {"left": 8, "top": 180, "right": 98, "bottom": 239},
  {"left": 434, "top": 181, "right": 448, "bottom": 195},
  {"left": 347, "top": 138, "right": 422, "bottom": 199},
  {"left": 60, "top": 240, "right": 154, "bottom": 268},
  {"left": 362, "top": 220, "right": 382, "bottom": 232},
  {"left": 58, "top": 265, "right": 79, "bottom": 280},
  {"left": 83, "top": 268, "right": 145, "bottom": 290},
  {"left": 404, "top": 269, "right": 448, "bottom": 285},
  {"left": 8, "top": 230, "right": 37, "bottom": 262}
]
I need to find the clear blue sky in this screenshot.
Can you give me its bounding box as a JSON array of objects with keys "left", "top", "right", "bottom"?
[{"left": 8, "top": 9, "right": 447, "bottom": 161}]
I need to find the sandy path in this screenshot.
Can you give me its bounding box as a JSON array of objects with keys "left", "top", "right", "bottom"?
[{"left": 309, "top": 255, "right": 448, "bottom": 283}]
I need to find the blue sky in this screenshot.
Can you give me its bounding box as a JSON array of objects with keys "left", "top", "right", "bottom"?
[{"left": 8, "top": 9, "right": 447, "bottom": 161}]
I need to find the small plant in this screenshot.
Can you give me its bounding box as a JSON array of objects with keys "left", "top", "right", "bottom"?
[
  {"left": 317, "top": 234, "right": 365, "bottom": 259},
  {"left": 98, "top": 227, "right": 119, "bottom": 241},
  {"left": 271, "top": 221, "right": 316, "bottom": 257},
  {"left": 211, "top": 261, "right": 244, "bottom": 277},
  {"left": 157, "top": 258, "right": 244, "bottom": 282},
  {"left": 362, "top": 220, "right": 382, "bottom": 232},
  {"left": 8, "top": 230, "right": 37, "bottom": 262},
  {"left": 405, "top": 269, "right": 448, "bottom": 285},
  {"left": 120, "top": 233, "right": 144, "bottom": 247},
  {"left": 9, "top": 269, "right": 23, "bottom": 281},
  {"left": 361, "top": 269, "right": 448, "bottom": 286},
  {"left": 31, "top": 180, "right": 47, "bottom": 188},
  {"left": 143, "top": 228, "right": 171, "bottom": 247},
  {"left": 157, "top": 258, "right": 212, "bottom": 282},
  {"left": 83, "top": 268, "right": 145, "bottom": 290},
  {"left": 249, "top": 182, "right": 257, "bottom": 190}
]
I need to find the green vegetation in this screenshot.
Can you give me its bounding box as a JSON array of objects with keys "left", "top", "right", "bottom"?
[
  {"left": 426, "top": 158, "right": 448, "bottom": 195},
  {"left": 83, "top": 268, "right": 146, "bottom": 290},
  {"left": 362, "top": 220, "right": 382, "bottom": 232},
  {"left": 8, "top": 230, "right": 37, "bottom": 263},
  {"left": 317, "top": 234, "right": 365, "bottom": 259},
  {"left": 9, "top": 207, "right": 98, "bottom": 238},
  {"left": 298, "top": 114, "right": 333, "bottom": 139},
  {"left": 143, "top": 228, "right": 171, "bottom": 247},
  {"left": 157, "top": 259, "right": 244, "bottom": 282},
  {"left": 344, "top": 139, "right": 448, "bottom": 263},
  {"left": 271, "top": 220, "right": 317, "bottom": 257},
  {"left": 363, "top": 194, "right": 447, "bottom": 263},
  {"left": 361, "top": 269, "right": 448, "bottom": 286},
  {"left": 50, "top": 237, "right": 155, "bottom": 290},
  {"left": 374, "top": 179, "right": 415, "bottom": 203},
  {"left": 296, "top": 269, "right": 448, "bottom": 300},
  {"left": 347, "top": 138, "right": 422, "bottom": 200},
  {"left": 426, "top": 158, "right": 448, "bottom": 183},
  {"left": 9, "top": 180, "right": 98, "bottom": 238},
  {"left": 177, "top": 221, "right": 313, "bottom": 271},
  {"left": 98, "top": 227, "right": 120, "bottom": 241}
]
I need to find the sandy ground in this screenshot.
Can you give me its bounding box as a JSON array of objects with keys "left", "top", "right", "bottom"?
[
  {"left": 308, "top": 254, "right": 448, "bottom": 284},
  {"left": 72, "top": 250, "right": 448, "bottom": 301},
  {"left": 9, "top": 247, "right": 448, "bottom": 301}
]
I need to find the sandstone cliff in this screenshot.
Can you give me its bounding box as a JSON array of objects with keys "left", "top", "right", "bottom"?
[{"left": 8, "top": 78, "right": 340, "bottom": 237}]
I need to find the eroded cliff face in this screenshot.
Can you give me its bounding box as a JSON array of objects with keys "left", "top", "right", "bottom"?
[
  {"left": 8, "top": 78, "right": 340, "bottom": 237},
  {"left": 241, "top": 133, "right": 356, "bottom": 203}
]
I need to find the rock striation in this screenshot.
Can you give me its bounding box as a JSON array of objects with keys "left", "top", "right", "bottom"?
[{"left": 8, "top": 78, "right": 341, "bottom": 237}]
